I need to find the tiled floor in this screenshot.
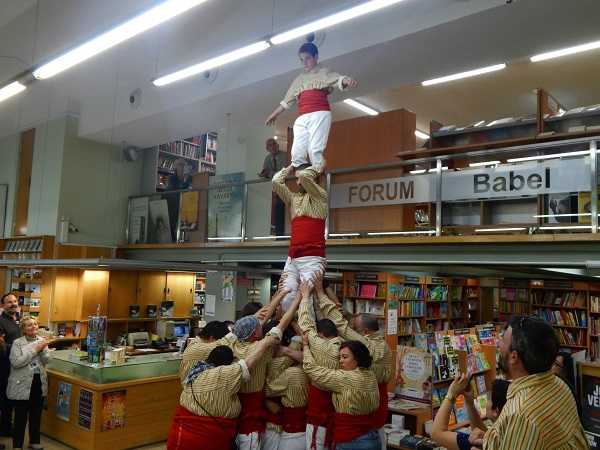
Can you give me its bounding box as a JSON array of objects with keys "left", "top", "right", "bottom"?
[{"left": 0, "top": 435, "right": 166, "bottom": 450}]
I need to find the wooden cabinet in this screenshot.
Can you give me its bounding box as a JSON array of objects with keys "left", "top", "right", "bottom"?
[
  {"left": 79, "top": 271, "right": 110, "bottom": 319},
  {"left": 137, "top": 272, "right": 167, "bottom": 311},
  {"left": 108, "top": 271, "right": 139, "bottom": 318},
  {"left": 51, "top": 269, "right": 82, "bottom": 322},
  {"left": 166, "top": 273, "right": 194, "bottom": 317}
]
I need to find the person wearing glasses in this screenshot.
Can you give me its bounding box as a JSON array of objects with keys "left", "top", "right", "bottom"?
[{"left": 468, "top": 316, "right": 587, "bottom": 450}]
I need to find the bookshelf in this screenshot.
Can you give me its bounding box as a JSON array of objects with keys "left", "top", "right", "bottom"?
[
  {"left": 425, "top": 277, "right": 450, "bottom": 332},
  {"left": 1, "top": 236, "right": 54, "bottom": 260},
  {"left": 496, "top": 279, "right": 529, "bottom": 321},
  {"left": 530, "top": 279, "right": 589, "bottom": 351},
  {"left": 154, "top": 133, "right": 218, "bottom": 191},
  {"left": 590, "top": 285, "right": 600, "bottom": 360},
  {"left": 193, "top": 272, "right": 207, "bottom": 318}
]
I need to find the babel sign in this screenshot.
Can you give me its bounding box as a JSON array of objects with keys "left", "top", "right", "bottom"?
[{"left": 330, "top": 157, "right": 590, "bottom": 208}]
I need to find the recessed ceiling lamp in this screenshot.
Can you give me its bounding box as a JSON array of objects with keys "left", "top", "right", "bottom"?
[
  {"left": 421, "top": 63, "right": 506, "bottom": 86},
  {"left": 33, "top": 0, "right": 211, "bottom": 80},
  {"left": 343, "top": 99, "right": 379, "bottom": 116},
  {"left": 415, "top": 130, "right": 429, "bottom": 140},
  {"left": 153, "top": 41, "right": 271, "bottom": 86},
  {"left": 531, "top": 39, "right": 600, "bottom": 62},
  {"left": 270, "top": 0, "right": 408, "bottom": 45},
  {"left": 0, "top": 81, "right": 26, "bottom": 103}
]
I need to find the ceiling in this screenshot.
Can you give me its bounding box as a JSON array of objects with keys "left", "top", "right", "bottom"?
[{"left": 0, "top": 0, "right": 600, "bottom": 149}]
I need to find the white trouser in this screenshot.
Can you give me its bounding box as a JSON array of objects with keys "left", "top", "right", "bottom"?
[
  {"left": 279, "top": 431, "right": 306, "bottom": 450},
  {"left": 291, "top": 110, "right": 332, "bottom": 172},
  {"left": 379, "top": 427, "right": 386, "bottom": 450},
  {"left": 262, "top": 429, "right": 281, "bottom": 450},
  {"left": 282, "top": 256, "right": 326, "bottom": 312},
  {"left": 306, "top": 424, "right": 327, "bottom": 450},
  {"left": 237, "top": 432, "right": 261, "bottom": 450}
]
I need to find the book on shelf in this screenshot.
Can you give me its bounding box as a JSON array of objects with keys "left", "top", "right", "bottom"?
[
  {"left": 475, "top": 374, "right": 487, "bottom": 395},
  {"left": 398, "top": 319, "right": 422, "bottom": 335},
  {"left": 476, "top": 325, "right": 498, "bottom": 346},
  {"left": 399, "top": 301, "right": 425, "bottom": 317},
  {"left": 476, "top": 394, "right": 488, "bottom": 417},
  {"left": 454, "top": 395, "right": 469, "bottom": 424},
  {"left": 398, "top": 285, "right": 425, "bottom": 300},
  {"left": 359, "top": 283, "right": 378, "bottom": 298},
  {"left": 428, "top": 285, "right": 448, "bottom": 302},
  {"left": 535, "top": 308, "right": 587, "bottom": 327},
  {"left": 591, "top": 295, "right": 600, "bottom": 313},
  {"left": 531, "top": 290, "right": 586, "bottom": 308},
  {"left": 556, "top": 328, "right": 586, "bottom": 346},
  {"left": 450, "top": 286, "right": 462, "bottom": 301}
]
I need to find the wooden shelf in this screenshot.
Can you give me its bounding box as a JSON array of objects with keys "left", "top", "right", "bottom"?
[
  {"left": 426, "top": 316, "right": 448, "bottom": 320},
  {"left": 397, "top": 299, "right": 425, "bottom": 302},
  {"left": 426, "top": 300, "right": 448, "bottom": 303},
  {"left": 590, "top": 311, "right": 600, "bottom": 315},
  {"left": 158, "top": 149, "right": 200, "bottom": 163},
  {"left": 12, "top": 278, "right": 43, "bottom": 283},
  {"left": 551, "top": 325, "right": 587, "bottom": 330},
  {"left": 347, "top": 296, "right": 386, "bottom": 300},
  {"left": 398, "top": 315, "right": 425, "bottom": 319},
  {"left": 532, "top": 304, "right": 587, "bottom": 311},
  {"left": 559, "top": 344, "right": 588, "bottom": 349}
]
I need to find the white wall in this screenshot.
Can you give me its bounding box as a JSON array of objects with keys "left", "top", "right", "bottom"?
[
  {"left": 0, "top": 134, "right": 19, "bottom": 237},
  {"left": 58, "top": 117, "right": 143, "bottom": 246}
]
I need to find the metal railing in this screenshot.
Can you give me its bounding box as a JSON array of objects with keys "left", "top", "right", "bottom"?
[{"left": 127, "top": 136, "right": 600, "bottom": 244}]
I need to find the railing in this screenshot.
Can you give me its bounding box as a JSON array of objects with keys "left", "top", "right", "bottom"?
[{"left": 126, "top": 136, "right": 600, "bottom": 245}]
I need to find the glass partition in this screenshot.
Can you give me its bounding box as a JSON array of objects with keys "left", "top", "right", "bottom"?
[{"left": 127, "top": 137, "right": 600, "bottom": 244}]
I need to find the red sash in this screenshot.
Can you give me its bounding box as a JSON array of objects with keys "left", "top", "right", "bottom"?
[
  {"left": 307, "top": 384, "right": 334, "bottom": 450},
  {"left": 334, "top": 412, "right": 377, "bottom": 444},
  {"left": 239, "top": 391, "right": 267, "bottom": 435},
  {"left": 282, "top": 406, "right": 307, "bottom": 433},
  {"left": 298, "top": 89, "right": 330, "bottom": 116},
  {"left": 289, "top": 216, "right": 326, "bottom": 258},
  {"left": 167, "top": 405, "right": 237, "bottom": 450},
  {"left": 374, "top": 383, "right": 389, "bottom": 428},
  {"left": 265, "top": 397, "right": 283, "bottom": 427}
]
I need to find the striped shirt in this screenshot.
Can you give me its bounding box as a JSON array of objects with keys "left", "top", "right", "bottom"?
[
  {"left": 303, "top": 350, "right": 379, "bottom": 415},
  {"left": 483, "top": 372, "right": 587, "bottom": 450},
  {"left": 319, "top": 294, "right": 393, "bottom": 384},
  {"left": 266, "top": 365, "right": 309, "bottom": 408},
  {"left": 298, "top": 298, "right": 342, "bottom": 369},
  {"left": 272, "top": 166, "right": 328, "bottom": 220},
  {"left": 222, "top": 335, "right": 273, "bottom": 394},
  {"left": 281, "top": 65, "right": 347, "bottom": 110},
  {"left": 179, "top": 338, "right": 217, "bottom": 381},
  {"left": 179, "top": 362, "right": 245, "bottom": 418}
]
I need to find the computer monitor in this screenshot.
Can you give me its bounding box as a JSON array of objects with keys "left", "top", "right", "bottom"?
[{"left": 173, "top": 322, "right": 190, "bottom": 338}]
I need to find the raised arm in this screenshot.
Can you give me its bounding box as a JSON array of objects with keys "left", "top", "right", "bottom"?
[
  {"left": 431, "top": 374, "right": 469, "bottom": 450},
  {"left": 277, "top": 290, "right": 303, "bottom": 332},
  {"left": 266, "top": 76, "right": 299, "bottom": 126},
  {"left": 302, "top": 335, "right": 345, "bottom": 393},
  {"left": 255, "top": 287, "right": 290, "bottom": 326},
  {"left": 316, "top": 279, "right": 365, "bottom": 345},
  {"left": 296, "top": 167, "right": 327, "bottom": 203},
  {"left": 244, "top": 335, "right": 278, "bottom": 371},
  {"left": 272, "top": 165, "right": 294, "bottom": 205}
]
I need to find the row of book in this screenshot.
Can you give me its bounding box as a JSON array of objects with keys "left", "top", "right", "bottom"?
[
  {"left": 426, "top": 320, "right": 450, "bottom": 333},
  {"left": 591, "top": 295, "right": 600, "bottom": 313},
  {"left": 427, "top": 285, "right": 448, "bottom": 302},
  {"left": 396, "top": 285, "right": 425, "bottom": 300},
  {"left": 347, "top": 282, "right": 386, "bottom": 298},
  {"left": 535, "top": 308, "right": 587, "bottom": 327},
  {"left": 499, "top": 287, "right": 528, "bottom": 302},
  {"left": 556, "top": 328, "right": 586, "bottom": 346},
  {"left": 498, "top": 301, "right": 529, "bottom": 315},
  {"left": 398, "top": 319, "right": 423, "bottom": 335},
  {"left": 399, "top": 301, "right": 425, "bottom": 317},
  {"left": 427, "top": 303, "right": 448, "bottom": 318},
  {"left": 159, "top": 141, "right": 203, "bottom": 160},
  {"left": 449, "top": 286, "right": 463, "bottom": 301},
  {"left": 530, "top": 290, "right": 587, "bottom": 308},
  {"left": 590, "top": 318, "right": 600, "bottom": 337}
]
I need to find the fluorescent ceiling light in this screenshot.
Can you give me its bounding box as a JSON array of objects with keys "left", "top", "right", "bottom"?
[
  {"left": 415, "top": 130, "right": 429, "bottom": 140},
  {"left": 539, "top": 225, "right": 592, "bottom": 230},
  {"left": 507, "top": 150, "right": 589, "bottom": 163},
  {"left": 428, "top": 166, "right": 448, "bottom": 173},
  {"left": 154, "top": 41, "right": 271, "bottom": 86},
  {"left": 343, "top": 99, "right": 379, "bottom": 116},
  {"left": 531, "top": 39, "right": 600, "bottom": 62},
  {"left": 469, "top": 160, "right": 501, "bottom": 167},
  {"left": 252, "top": 235, "right": 290, "bottom": 240},
  {"left": 422, "top": 63, "right": 506, "bottom": 86},
  {"left": 270, "top": 0, "right": 407, "bottom": 45},
  {"left": 367, "top": 230, "right": 436, "bottom": 236},
  {"left": 0, "top": 81, "right": 26, "bottom": 103},
  {"left": 534, "top": 213, "right": 590, "bottom": 218},
  {"left": 207, "top": 237, "right": 242, "bottom": 241},
  {"left": 409, "top": 169, "right": 427, "bottom": 175},
  {"left": 474, "top": 120, "right": 486, "bottom": 127},
  {"left": 475, "top": 227, "right": 527, "bottom": 233},
  {"left": 329, "top": 233, "right": 360, "bottom": 237},
  {"left": 33, "top": 0, "right": 210, "bottom": 79}
]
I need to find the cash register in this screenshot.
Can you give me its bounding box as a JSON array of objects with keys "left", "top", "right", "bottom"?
[{"left": 127, "top": 331, "right": 150, "bottom": 348}]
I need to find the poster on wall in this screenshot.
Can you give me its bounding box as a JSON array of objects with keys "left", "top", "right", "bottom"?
[
  {"left": 56, "top": 382, "right": 72, "bottom": 421},
  {"left": 395, "top": 346, "right": 433, "bottom": 403},
  {"left": 128, "top": 196, "right": 149, "bottom": 244},
  {"left": 205, "top": 294, "right": 216, "bottom": 316},
  {"left": 78, "top": 389, "right": 93, "bottom": 430},
  {"left": 582, "top": 374, "right": 600, "bottom": 449},
  {"left": 208, "top": 172, "right": 244, "bottom": 239},
  {"left": 101, "top": 390, "right": 126, "bottom": 431},
  {"left": 547, "top": 193, "right": 577, "bottom": 224},
  {"left": 148, "top": 199, "right": 172, "bottom": 243},
  {"left": 180, "top": 191, "right": 199, "bottom": 232},
  {"left": 222, "top": 272, "right": 235, "bottom": 302},
  {"left": 578, "top": 189, "right": 600, "bottom": 224}
]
